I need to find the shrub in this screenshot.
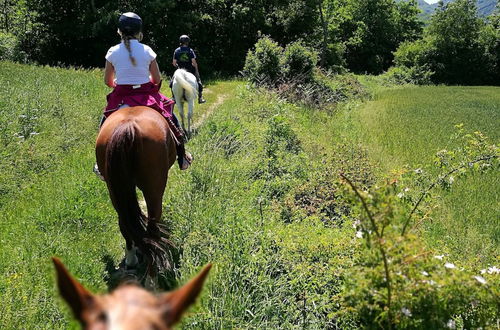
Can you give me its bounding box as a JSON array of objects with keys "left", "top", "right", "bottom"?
[
  {"left": 388, "top": 39, "right": 435, "bottom": 85},
  {"left": 385, "top": 65, "right": 434, "bottom": 85},
  {"left": 281, "top": 41, "right": 318, "bottom": 82},
  {"left": 243, "top": 36, "right": 283, "bottom": 85},
  {"left": 335, "top": 127, "right": 500, "bottom": 328},
  {"left": 0, "top": 32, "right": 18, "bottom": 61}
]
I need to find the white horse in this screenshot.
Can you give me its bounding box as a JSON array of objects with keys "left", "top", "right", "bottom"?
[{"left": 172, "top": 69, "right": 198, "bottom": 135}]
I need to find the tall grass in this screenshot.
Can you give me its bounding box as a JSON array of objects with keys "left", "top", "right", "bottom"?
[
  {"left": 0, "top": 62, "right": 498, "bottom": 328},
  {"left": 353, "top": 85, "right": 500, "bottom": 265}
]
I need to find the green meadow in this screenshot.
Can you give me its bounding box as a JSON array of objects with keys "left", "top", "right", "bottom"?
[
  {"left": 0, "top": 62, "right": 498, "bottom": 328},
  {"left": 355, "top": 86, "right": 499, "bottom": 265}
]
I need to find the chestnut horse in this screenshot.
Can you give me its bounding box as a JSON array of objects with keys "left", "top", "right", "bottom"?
[
  {"left": 53, "top": 257, "right": 211, "bottom": 329},
  {"left": 95, "top": 106, "right": 177, "bottom": 279}
]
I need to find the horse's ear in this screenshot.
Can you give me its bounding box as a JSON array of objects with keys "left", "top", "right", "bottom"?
[
  {"left": 52, "top": 257, "right": 95, "bottom": 322},
  {"left": 161, "top": 264, "right": 212, "bottom": 326}
]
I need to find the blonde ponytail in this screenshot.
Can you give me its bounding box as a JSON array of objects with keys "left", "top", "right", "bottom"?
[{"left": 123, "top": 36, "right": 137, "bottom": 66}]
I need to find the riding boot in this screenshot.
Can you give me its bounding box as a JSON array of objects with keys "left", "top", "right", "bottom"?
[
  {"left": 176, "top": 143, "right": 192, "bottom": 170},
  {"left": 169, "top": 114, "right": 192, "bottom": 170},
  {"left": 198, "top": 81, "right": 206, "bottom": 104}
]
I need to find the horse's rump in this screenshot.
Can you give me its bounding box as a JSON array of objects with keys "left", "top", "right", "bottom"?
[
  {"left": 172, "top": 69, "right": 198, "bottom": 101},
  {"left": 97, "top": 107, "right": 177, "bottom": 273}
]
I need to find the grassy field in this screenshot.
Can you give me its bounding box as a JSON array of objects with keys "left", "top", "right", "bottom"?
[
  {"left": 353, "top": 86, "right": 500, "bottom": 265},
  {"left": 0, "top": 62, "right": 498, "bottom": 328}
]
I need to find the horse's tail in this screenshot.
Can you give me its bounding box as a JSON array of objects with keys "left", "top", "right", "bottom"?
[
  {"left": 174, "top": 69, "right": 198, "bottom": 100},
  {"left": 105, "top": 121, "right": 170, "bottom": 270}
]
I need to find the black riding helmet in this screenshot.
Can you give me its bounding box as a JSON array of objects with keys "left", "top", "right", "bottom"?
[
  {"left": 118, "top": 12, "right": 142, "bottom": 35},
  {"left": 179, "top": 35, "right": 190, "bottom": 44}
]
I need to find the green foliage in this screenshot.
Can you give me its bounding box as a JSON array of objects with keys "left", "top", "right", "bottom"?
[
  {"left": 389, "top": 39, "right": 435, "bottom": 85},
  {"left": 0, "top": 0, "right": 426, "bottom": 75},
  {"left": 340, "top": 0, "right": 423, "bottom": 73},
  {"left": 282, "top": 41, "right": 319, "bottom": 82},
  {"left": 0, "top": 32, "right": 18, "bottom": 61},
  {"left": 255, "top": 113, "right": 307, "bottom": 200},
  {"left": 355, "top": 85, "right": 500, "bottom": 265},
  {"left": 243, "top": 36, "right": 283, "bottom": 85},
  {"left": 392, "top": 0, "right": 499, "bottom": 85},
  {"left": 245, "top": 37, "right": 368, "bottom": 109},
  {"left": 1, "top": 62, "right": 499, "bottom": 329},
  {"left": 336, "top": 127, "right": 499, "bottom": 327},
  {"left": 281, "top": 144, "right": 374, "bottom": 226}
]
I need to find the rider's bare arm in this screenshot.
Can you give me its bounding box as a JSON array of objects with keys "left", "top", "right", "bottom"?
[
  {"left": 192, "top": 59, "right": 201, "bottom": 80},
  {"left": 172, "top": 58, "right": 178, "bottom": 68},
  {"left": 149, "top": 59, "right": 161, "bottom": 85},
  {"left": 104, "top": 60, "right": 116, "bottom": 88}
]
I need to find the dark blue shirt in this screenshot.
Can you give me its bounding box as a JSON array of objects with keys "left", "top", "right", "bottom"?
[{"left": 173, "top": 46, "right": 196, "bottom": 72}]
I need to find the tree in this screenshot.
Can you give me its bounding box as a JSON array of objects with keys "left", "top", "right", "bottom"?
[
  {"left": 340, "top": 0, "right": 422, "bottom": 74},
  {"left": 428, "top": 0, "right": 494, "bottom": 84}
]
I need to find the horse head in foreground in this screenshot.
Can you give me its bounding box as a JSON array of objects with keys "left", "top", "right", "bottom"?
[
  {"left": 53, "top": 258, "right": 211, "bottom": 329},
  {"left": 171, "top": 69, "right": 198, "bottom": 135},
  {"left": 95, "top": 106, "right": 177, "bottom": 283}
]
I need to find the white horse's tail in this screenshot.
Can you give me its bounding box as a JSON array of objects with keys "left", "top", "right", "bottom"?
[{"left": 173, "top": 69, "right": 198, "bottom": 101}]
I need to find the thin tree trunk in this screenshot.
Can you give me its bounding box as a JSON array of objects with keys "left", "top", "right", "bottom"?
[{"left": 317, "top": 0, "right": 328, "bottom": 67}]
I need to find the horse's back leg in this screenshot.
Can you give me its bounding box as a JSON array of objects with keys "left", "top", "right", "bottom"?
[
  {"left": 174, "top": 94, "right": 186, "bottom": 132},
  {"left": 136, "top": 140, "right": 169, "bottom": 228},
  {"left": 187, "top": 100, "right": 194, "bottom": 135}
]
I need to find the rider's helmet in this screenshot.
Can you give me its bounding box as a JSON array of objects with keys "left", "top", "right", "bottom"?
[
  {"left": 179, "top": 35, "right": 190, "bottom": 44},
  {"left": 118, "top": 12, "right": 142, "bottom": 35}
]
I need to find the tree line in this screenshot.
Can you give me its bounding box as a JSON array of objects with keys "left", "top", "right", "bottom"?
[{"left": 0, "top": 0, "right": 498, "bottom": 84}]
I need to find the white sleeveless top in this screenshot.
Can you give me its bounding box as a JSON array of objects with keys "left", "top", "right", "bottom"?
[{"left": 105, "top": 40, "right": 157, "bottom": 85}]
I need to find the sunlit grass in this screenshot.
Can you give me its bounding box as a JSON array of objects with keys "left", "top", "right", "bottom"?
[
  {"left": 1, "top": 61, "right": 498, "bottom": 328},
  {"left": 354, "top": 85, "right": 500, "bottom": 265}
]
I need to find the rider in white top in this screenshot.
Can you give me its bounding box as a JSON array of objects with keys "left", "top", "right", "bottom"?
[{"left": 105, "top": 40, "right": 157, "bottom": 85}]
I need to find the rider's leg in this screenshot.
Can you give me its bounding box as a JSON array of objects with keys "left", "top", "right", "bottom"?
[
  {"left": 198, "top": 80, "right": 206, "bottom": 104},
  {"left": 166, "top": 114, "right": 192, "bottom": 170}
]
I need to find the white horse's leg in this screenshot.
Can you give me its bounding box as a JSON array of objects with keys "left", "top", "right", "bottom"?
[
  {"left": 125, "top": 246, "right": 139, "bottom": 268},
  {"left": 187, "top": 99, "right": 194, "bottom": 135},
  {"left": 177, "top": 100, "right": 186, "bottom": 133}
]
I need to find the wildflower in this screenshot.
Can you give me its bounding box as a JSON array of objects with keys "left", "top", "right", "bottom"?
[
  {"left": 421, "top": 271, "right": 429, "bottom": 276},
  {"left": 473, "top": 276, "right": 487, "bottom": 285},
  {"left": 404, "top": 187, "right": 410, "bottom": 192},
  {"left": 397, "top": 192, "right": 404, "bottom": 198},
  {"left": 487, "top": 266, "right": 499, "bottom": 274},
  {"left": 401, "top": 307, "right": 412, "bottom": 317},
  {"left": 423, "top": 279, "right": 437, "bottom": 286},
  {"left": 444, "top": 263, "right": 456, "bottom": 269},
  {"left": 448, "top": 176, "right": 454, "bottom": 184},
  {"left": 352, "top": 219, "right": 361, "bottom": 228},
  {"left": 446, "top": 319, "right": 456, "bottom": 329},
  {"left": 480, "top": 269, "right": 487, "bottom": 274},
  {"left": 414, "top": 168, "right": 423, "bottom": 174},
  {"left": 434, "top": 255, "right": 444, "bottom": 260},
  {"left": 355, "top": 231, "right": 363, "bottom": 239}
]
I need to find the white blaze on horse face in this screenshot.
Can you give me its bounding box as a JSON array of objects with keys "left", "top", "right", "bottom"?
[{"left": 103, "top": 286, "right": 167, "bottom": 330}]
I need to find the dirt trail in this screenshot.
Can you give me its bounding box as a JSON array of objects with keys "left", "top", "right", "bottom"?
[
  {"left": 139, "top": 91, "right": 227, "bottom": 212},
  {"left": 191, "top": 93, "right": 227, "bottom": 132}
]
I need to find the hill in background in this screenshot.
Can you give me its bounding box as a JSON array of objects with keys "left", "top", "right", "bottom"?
[{"left": 417, "top": 0, "right": 497, "bottom": 16}]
